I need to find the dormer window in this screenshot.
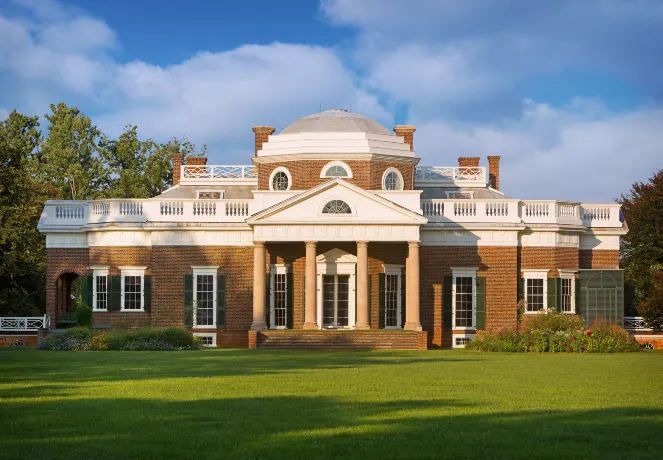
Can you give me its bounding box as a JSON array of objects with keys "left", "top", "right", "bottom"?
[
  {"left": 197, "top": 191, "right": 223, "bottom": 200},
  {"left": 321, "top": 161, "right": 353, "bottom": 179},
  {"left": 322, "top": 200, "right": 352, "bottom": 214},
  {"left": 382, "top": 168, "right": 404, "bottom": 191},
  {"left": 446, "top": 191, "right": 474, "bottom": 200}
]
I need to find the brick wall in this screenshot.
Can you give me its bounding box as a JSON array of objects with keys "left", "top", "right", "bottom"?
[
  {"left": 420, "top": 246, "right": 518, "bottom": 347},
  {"left": 257, "top": 160, "right": 414, "bottom": 191},
  {"left": 579, "top": 249, "right": 619, "bottom": 269},
  {"left": 46, "top": 248, "right": 90, "bottom": 319},
  {"left": 519, "top": 247, "right": 580, "bottom": 276}
]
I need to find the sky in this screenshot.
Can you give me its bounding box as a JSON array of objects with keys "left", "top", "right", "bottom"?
[{"left": 1, "top": 0, "right": 662, "bottom": 201}]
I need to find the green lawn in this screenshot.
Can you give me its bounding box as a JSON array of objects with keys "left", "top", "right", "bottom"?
[{"left": 1, "top": 349, "right": 662, "bottom": 459}]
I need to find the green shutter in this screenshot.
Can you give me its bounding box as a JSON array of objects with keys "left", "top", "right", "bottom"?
[
  {"left": 443, "top": 276, "right": 453, "bottom": 331},
  {"left": 184, "top": 274, "right": 193, "bottom": 328},
  {"left": 367, "top": 274, "right": 371, "bottom": 328},
  {"left": 81, "top": 276, "right": 93, "bottom": 309},
  {"left": 265, "top": 274, "right": 271, "bottom": 328},
  {"left": 378, "top": 273, "right": 385, "bottom": 329},
  {"left": 518, "top": 277, "right": 525, "bottom": 302},
  {"left": 286, "top": 272, "right": 294, "bottom": 329},
  {"left": 575, "top": 278, "right": 581, "bottom": 315},
  {"left": 109, "top": 275, "right": 122, "bottom": 312},
  {"left": 400, "top": 270, "right": 406, "bottom": 328},
  {"left": 547, "top": 278, "right": 558, "bottom": 312},
  {"left": 143, "top": 275, "right": 152, "bottom": 312},
  {"left": 476, "top": 276, "right": 486, "bottom": 330},
  {"left": 217, "top": 274, "right": 226, "bottom": 328},
  {"left": 301, "top": 275, "right": 306, "bottom": 327}
]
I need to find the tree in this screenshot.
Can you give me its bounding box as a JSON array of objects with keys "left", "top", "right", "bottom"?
[
  {"left": 619, "top": 169, "right": 663, "bottom": 308},
  {"left": 639, "top": 271, "right": 663, "bottom": 332},
  {"left": 0, "top": 110, "right": 56, "bottom": 316},
  {"left": 100, "top": 125, "right": 172, "bottom": 198},
  {"left": 40, "top": 103, "right": 108, "bottom": 200}
]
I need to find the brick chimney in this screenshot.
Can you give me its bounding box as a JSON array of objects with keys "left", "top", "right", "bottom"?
[
  {"left": 171, "top": 153, "right": 184, "bottom": 186},
  {"left": 458, "top": 157, "right": 480, "bottom": 168},
  {"left": 488, "top": 155, "right": 501, "bottom": 190},
  {"left": 252, "top": 126, "right": 275, "bottom": 156},
  {"left": 393, "top": 125, "right": 416, "bottom": 151},
  {"left": 186, "top": 156, "right": 207, "bottom": 166}
]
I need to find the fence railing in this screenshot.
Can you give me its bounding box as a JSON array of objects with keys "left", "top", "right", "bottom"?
[
  {"left": 181, "top": 165, "right": 257, "bottom": 181},
  {"left": 580, "top": 204, "right": 622, "bottom": 227},
  {"left": 415, "top": 166, "right": 487, "bottom": 186},
  {"left": 0, "top": 315, "right": 50, "bottom": 331},
  {"left": 421, "top": 199, "right": 521, "bottom": 223},
  {"left": 623, "top": 316, "right": 652, "bottom": 332}
]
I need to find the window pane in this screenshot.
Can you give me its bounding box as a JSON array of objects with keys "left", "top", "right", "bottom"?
[
  {"left": 385, "top": 273, "right": 400, "bottom": 327},
  {"left": 455, "top": 277, "right": 474, "bottom": 327},
  {"left": 322, "top": 200, "right": 351, "bottom": 214},
  {"left": 384, "top": 171, "right": 401, "bottom": 190},
  {"left": 561, "top": 278, "right": 573, "bottom": 312},
  {"left": 273, "top": 273, "right": 287, "bottom": 327},
  {"left": 322, "top": 275, "right": 335, "bottom": 327},
  {"left": 526, "top": 278, "right": 544, "bottom": 312},
  {"left": 124, "top": 275, "right": 142, "bottom": 310},
  {"left": 195, "top": 274, "right": 215, "bottom": 326},
  {"left": 272, "top": 171, "right": 289, "bottom": 190},
  {"left": 96, "top": 275, "right": 107, "bottom": 310},
  {"left": 326, "top": 165, "right": 348, "bottom": 177}
]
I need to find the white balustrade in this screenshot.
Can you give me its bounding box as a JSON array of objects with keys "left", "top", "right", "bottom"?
[
  {"left": 520, "top": 201, "right": 583, "bottom": 225},
  {"left": 421, "top": 199, "right": 520, "bottom": 223},
  {"left": 225, "top": 200, "right": 250, "bottom": 217},
  {"left": 160, "top": 201, "right": 184, "bottom": 216},
  {"left": 92, "top": 202, "right": 110, "bottom": 216},
  {"left": 581, "top": 204, "right": 622, "bottom": 227},
  {"left": 55, "top": 204, "right": 85, "bottom": 220},
  {"left": 0, "top": 315, "right": 49, "bottom": 331},
  {"left": 193, "top": 201, "right": 217, "bottom": 216},
  {"left": 624, "top": 316, "right": 652, "bottom": 332}
]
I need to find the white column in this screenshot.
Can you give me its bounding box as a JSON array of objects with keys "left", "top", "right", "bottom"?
[
  {"left": 355, "top": 241, "right": 370, "bottom": 329},
  {"left": 303, "top": 241, "right": 318, "bottom": 329},
  {"left": 250, "top": 242, "right": 267, "bottom": 331},
  {"left": 404, "top": 241, "right": 422, "bottom": 331}
]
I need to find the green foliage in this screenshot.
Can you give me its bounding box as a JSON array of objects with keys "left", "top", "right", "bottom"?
[
  {"left": 75, "top": 304, "right": 93, "bottom": 328},
  {"left": 638, "top": 271, "right": 663, "bottom": 332},
  {"left": 62, "top": 327, "right": 95, "bottom": 341},
  {"left": 619, "top": 169, "right": 663, "bottom": 309},
  {"left": 39, "top": 327, "right": 199, "bottom": 351},
  {"left": 521, "top": 309, "right": 585, "bottom": 334}
]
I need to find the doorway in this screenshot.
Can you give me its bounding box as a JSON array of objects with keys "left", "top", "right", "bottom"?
[{"left": 322, "top": 274, "right": 350, "bottom": 328}]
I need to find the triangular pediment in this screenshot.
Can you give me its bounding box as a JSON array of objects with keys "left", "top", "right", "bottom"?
[
  {"left": 316, "top": 248, "right": 356, "bottom": 264},
  {"left": 247, "top": 179, "right": 427, "bottom": 225}
]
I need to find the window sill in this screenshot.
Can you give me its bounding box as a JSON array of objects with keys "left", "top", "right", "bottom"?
[
  {"left": 92, "top": 309, "right": 108, "bottom": 312},
  {"left": 120, "top": 309, "right": 146, "bottom": 313},
  {"left": 193, "top": 325, "right": 216, "bottom": 329},
  {"left": 453, "top": 327, "right": 476, "bottom": 332}
]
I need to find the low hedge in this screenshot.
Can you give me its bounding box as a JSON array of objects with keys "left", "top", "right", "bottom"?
[
  {"left": 38, "top": 327, "right": 201, "bottom": 351},
  {"left": 466, "top": 315, "right": 641, "bottom": 353}
]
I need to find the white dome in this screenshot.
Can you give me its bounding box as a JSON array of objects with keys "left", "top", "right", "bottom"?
[{"left": 281, "top": 109, "right": 392, "bottom": 136}]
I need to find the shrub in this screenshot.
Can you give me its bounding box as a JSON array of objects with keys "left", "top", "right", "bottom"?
[
  {"left": 522, "top": 310, "right": 585, "bottom": 334},
  {"left": 466, "top": 329, "right": 520, "bottom": 352},
  {"left": 585, "top": 319, "right": 641, "bottom": 353},
  {"left": 87, "top": 334, "right": 108, "bottom": 350},
  {"left": 62, "top": 326, "right": 94, "bottom": 341},
  {"left": 38, "top": 334, "right": 88, "bottom": 351},
  {"left": 75, "top": 304, "right": 93, "bottom": 328},
  {"left": 39, "top": 327, "right": 199, "bottom": 351}
]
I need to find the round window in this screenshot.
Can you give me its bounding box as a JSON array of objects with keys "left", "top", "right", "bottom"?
[
  {"left": 272, "top": 171, "right": 289, "bottom": 190},
  {"left": 383, "top": 170, "right": 402, "bottom": 190},
  {"left": 322, "top": 200, "right": 352, "bottom": 214}
]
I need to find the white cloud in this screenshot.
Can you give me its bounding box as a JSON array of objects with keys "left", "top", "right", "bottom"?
[{"left": 415, "top": 100, "right": 663, "bottom": 201}]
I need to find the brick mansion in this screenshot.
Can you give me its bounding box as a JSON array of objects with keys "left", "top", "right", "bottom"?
[{"left": 38, "top": 109, "right": 627, "bottom": 349}]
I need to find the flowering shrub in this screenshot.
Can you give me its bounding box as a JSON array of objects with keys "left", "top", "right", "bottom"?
[
  {"left": 38, "top": 327, "right": 201, "bottom": 351},
  {"left": 465, "top": 316, "right": 639, "bottom": 353},
  {"left": 522, "top": 310, "right": 585, "bottom": 334},
  {"left": 87, "top": 334, "right": 109, "bottom": 350}
]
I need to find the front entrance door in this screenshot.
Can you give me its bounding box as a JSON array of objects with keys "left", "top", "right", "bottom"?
[{"left": 322, "top": 275, "right": 350, "bottom": 328}]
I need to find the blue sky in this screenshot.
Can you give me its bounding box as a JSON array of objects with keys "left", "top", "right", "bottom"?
[{"left": 1, "top": 0, "right": 662, "bottom": 201}]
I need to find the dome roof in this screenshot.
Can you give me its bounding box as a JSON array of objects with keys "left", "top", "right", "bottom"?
[{"left": 281, "top": 109, "right": 392, "bottom": 136}]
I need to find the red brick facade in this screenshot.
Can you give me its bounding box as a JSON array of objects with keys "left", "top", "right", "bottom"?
[
  {"left": 579, "top": 249, "right": 619, "bottom": 269},
  {"left": 257, "top": 160, "right": 414, "bottom": 191},
  {"left": 519, "top": 247, "right": 580, "bottom": 277}
]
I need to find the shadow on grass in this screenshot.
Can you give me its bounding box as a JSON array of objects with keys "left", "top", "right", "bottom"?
[
  {"left": 0, "top": 394, "right": 661, "bottom": 459},
  {"left": 0, "top": 348, "right": 474, "bottom": 384}
]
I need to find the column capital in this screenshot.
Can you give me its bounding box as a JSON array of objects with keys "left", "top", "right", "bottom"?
[
  {"left": 305, "top": 240, "right": 317, "bottom": 246},
  {"left": 408, "top": 241, "right": 420, "bottom": 248},
  {"left": 356, "top": 240, "right": 369, "bottom": 247},
  {"left": 253, "top": 241, "right": 266, "bottom": 248}
]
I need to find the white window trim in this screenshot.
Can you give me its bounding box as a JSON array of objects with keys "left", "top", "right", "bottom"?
[
  {"left": 451, "top": 267, "right": 479, "bottom": 330},
  {"left": 316, "top": 257, "right": 356, "bottom": 329},
  {"left": 320, "top": 161, "right": 353, "bottom": 179},
  {"left": 192, "top": 267, "right": 218, "bottom": 329},
  {"left": 269, "top": 264, "right": 289, "bottom": 330},
  {"left": 269, "top": 166, "right": 292, "bottom": 191},
  {"left": 452, "top": 333, "right": 476, "bottom": 349},
  {"left": 381, "top": 167, "right": 404, "bottom": 191},
  {"left": 119, "top": 266, "right": 147, "bottom": 312},
  {"left": 445, "top": 191, "right": 475, "bottom": 199},
  {"left": 193, "top": 333, "right": 217, "bottom": 347},
  {"left": 318, "top": 196, "right": 357, "bottom": 217},
  {"left": 523, "top": 269, "right": 550, "bottom": 314},
  {"left": 558, "top": 269, "right": 576, "bottom": 314},
  {"left": 383, "top": 264, "right": 404, "bottom": 329},
  {"left": 91, "top": 267, "right": 109, "bottom": 311},
  {"left": 196, "top": 190, "right": 225, "bottom": 199}
]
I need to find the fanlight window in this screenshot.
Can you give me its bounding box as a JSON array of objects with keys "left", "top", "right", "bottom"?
[
  {"left": 272, "top": 171, "right": 289, "bottom": 191},
  {"left": 383, "top": 170, "right": 402, "bottom": 190},
  {"left": 322, "top": 200, "right": 352, "bottom": 214},
  {"left": 325, "top": 165, "right": 348, "bottom": 177}
]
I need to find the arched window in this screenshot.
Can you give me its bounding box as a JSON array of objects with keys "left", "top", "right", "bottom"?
[
  {"left": 382, "top": 168, "right": 403, "bottom": 190},
  {"left": 269, "top": 167, "right": 291, "bottom": 191},
  {"left": 320, "top": 161, "right": 353, "bottom": 179},
  {"left": 322, "top": 200, "right": 352, "bottom": 214}
]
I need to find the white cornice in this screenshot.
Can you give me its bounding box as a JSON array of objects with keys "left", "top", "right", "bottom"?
[{"left": 252, "top": 153, "right": 421, "bottom": 165}]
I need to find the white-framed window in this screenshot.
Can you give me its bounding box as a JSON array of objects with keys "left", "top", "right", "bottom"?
[
  {"left": 383, "top": 264, "right": 403, "bottom": 329},
  {"left": 119, "top": 266, "right": 147, "bottom": 312},
  {"left": 321, "top": 199, "right": 352, "bottom": 214},
  {"left": 382, "top": 167, "right": 404, "bottom": 191},
  {"left": 453, "top": 333, "right": 476, "bottom": 349},
  {"left": 320, "top": 161, "right": 353, "bottom": 179},
  {"left": 452, "top": 267, "right": 478, "bottom": 330},
  {"left": 269, "top": 167, "right": 292, "bottom": 191},
  {"left": 523, "top": 269, "right": 549, "bottom": 314},
  {"left": 193, "top": 333, "right": 217, "bottom": 347},
  {"left": 559, "top": 270, "right": 576, "bottom": 313},
  {"left": 446, "top": 191, "right": 474, "bottom": 199},
  {"left": 197, "top": 190, "right": 224, "bottom": 200},
  {"left": 270, "top": 264, "right": 289, "bottom": 329},
  {"left": 192, "top": 266, "right": 218, "bottom": 328},
  {"left": 91, "top": 266, "right": 109, "bottom": 311}
]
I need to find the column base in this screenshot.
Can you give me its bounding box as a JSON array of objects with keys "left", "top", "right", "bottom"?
[
  {"left": 354, "top": 322, "right": 370, "bottom": 330},
  {"left": 250, "top": 321, "right": 268, "bottom": 331},
  {"left": 404, "top": 322, "right": 423, "bottom": 331},
  {"left": 303, "top": 322, "right": 319, "bottom": 330}
]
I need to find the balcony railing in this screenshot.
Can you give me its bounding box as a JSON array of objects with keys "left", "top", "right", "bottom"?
[
  {"left": 415, "top": 167, "right": 487, "bottom": 187},
  {"left": 421, "top": 199, "right": 521, "bottom": 223},
  {"left": 623, "top": 316, "right": 652, "bottom": 332},
  {"left": 181, "top": 165, "right": 257, "bottom": 183},
  {"left": 0, "top": 315, "right": 50, "bottom": 331},
  {"left": 580, "top": 204, "right": 622, "bottom": 227},
  {"left": 520, "top": 201, "right": 582, "bottom": 225}
]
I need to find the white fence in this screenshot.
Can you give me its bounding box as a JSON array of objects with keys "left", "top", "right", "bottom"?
[
  {"left": 0, "top": 316, "right": 50, "bottom": 331},
  {"left": 415, "top": 166, "right": 486, "bottom": 187},
  {"left": 623, "top": 316, "right": 652, "bottom": 332}
]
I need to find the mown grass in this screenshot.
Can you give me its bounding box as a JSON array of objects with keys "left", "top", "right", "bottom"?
[{"left": 1, "top": 348, "right": 662, "bottom": 459}]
